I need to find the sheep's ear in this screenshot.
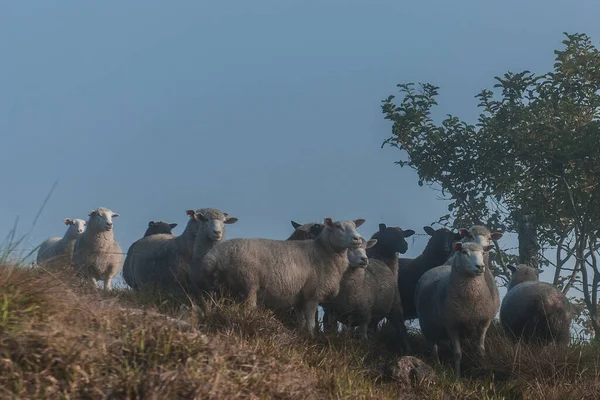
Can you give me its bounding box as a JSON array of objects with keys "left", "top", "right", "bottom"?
[
  {"left": 378, "top": 223, "right": 387, "bottom": 233},
  {"left": 403, "top": 229, "right": 416, "bottom": 238},
  {"left": 366, "top": 239, "right": 378, "bottom": 249},
  {"left": 354, "top": 219, "right": 366, "bottom": 228},
  {"left": 148, "top": 221, "right": 155, "bottom": 227},
  {"left": 88, "top": 210, "right": 97, "bottom": 217},
  {"left": 483, "top": 244, "right": 494, "bottom": 252},
  {"left": 324, "top": 218, "right": 334, "bottom": 228},
  {"left": 112, "top": 213, "right": 120, "bottom": 218},
  {"left": 423, "top": 226, "right": 435, "bottom": 236},
  {"left": 454, "top": 242, "right": 463, "bottom": 251},
  {"left": 291, "top": 221, "right": 302, "bottom": 229},
  {"left": 507, "top": 264, "right": 517, "bottom": 273},
  {"left": 459, "top": 228, "right": 470, "bottom": 238},
  {"left": 491, "top": 232, "right": 503, "bottom": 241},
  {"left": 64, "top": 218, "right": 72, "bottom": 225},
  {"left": 225, "top": 217, "right": 238, "bottom": 224},
  {"left": 186, "top": 210, "right": 196, "bottom": 217},
  {"left": 169, "top": 223, "right": 178, "bottom": 229}
]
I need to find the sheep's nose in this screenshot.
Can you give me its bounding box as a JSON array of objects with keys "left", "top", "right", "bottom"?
[
  {"left": 106, "top": 222, "right": 113, "bottom": 226},
  {"left": 476, "top": 264, "right": 485, "bottom": 271},
  {"left": 360, "top": 256, "right": 368, "bottom": 264},
  {"left": 353, "top": 235, "right": 361, "bottom": 242}
]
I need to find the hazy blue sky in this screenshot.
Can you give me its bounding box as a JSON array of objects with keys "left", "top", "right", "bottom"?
[{"left": 1, "top": 1, "right": 599, "bottom": 289}]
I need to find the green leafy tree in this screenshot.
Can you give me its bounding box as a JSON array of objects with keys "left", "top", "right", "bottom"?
[{"left": 382, "top": 33, "right": 600, "bottom": 337}]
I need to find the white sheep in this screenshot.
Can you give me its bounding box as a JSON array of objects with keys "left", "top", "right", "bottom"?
[
  {"left": 189, "top": 208, "right": 238, "bottom": 287},
  {"left": 500, "top": 264, "right": 572, "bottom": 346},
  {"left": 36, "top": 218, "right": 87, "bottom": 269},
  {"left": 196, "top": 218, "right": 365, "bottom": 336},
  {"left": 72, "top": 208, "right": 123, "bottom": 291},
  {"left": 322, "top": 224, "right": 414, "bottom": 352},
  {"left": 415, "top": 241, "right": 496, "bottom": 376}
]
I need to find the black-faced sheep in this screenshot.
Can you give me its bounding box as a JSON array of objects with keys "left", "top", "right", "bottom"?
[
  {"left": 37, "top": 218, "right": 86, "bottom": 269},
  {"left": 500, "top": 264, "right": 572, "bottom": 346},
  {"left": 197, "top": 218, "right": 365, "bottom": 336},
  {"left": 144, "top": 221, "right": 178, "bottom": 237},
  {"left": 287, "top": 221, "right": 325, "bottom": 240},
  {"left": 415, "top": 241, "right": 497, "bottom": 376},
  {"left": 72, "top": 208, "right": 123, "bottom": 291},
  {"left": 398, "top": 226, "right": 462, "bottom": 320}
]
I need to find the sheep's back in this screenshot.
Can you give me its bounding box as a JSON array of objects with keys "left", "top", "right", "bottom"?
[
  {"left": 205, "top": 238, "right": 323, "bottom": 308},
  {"left": 415, "top": 265, "right": 450, "bottom": 340},
  {"left": 37, "top": 237, "right": 62, "bottom": 264},
  {"left": 500, "top": 281, "right": 572, "bottom": 344},
  {"left": 127, "top": 234, "right": 183, "bottom": 287},
  {"left": 398, "top": 254, "right": 446, "bottom": 319}
]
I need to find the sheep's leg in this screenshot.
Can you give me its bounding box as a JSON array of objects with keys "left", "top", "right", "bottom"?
[
  {"left": 302, "top": 301, "right": 319, "bottom": 337},
  {"left": 431, "top": 342, "right": 440, "bottom": 365},
  {"left": 448, "top": 330, "right": 462, "bottom": 377},
  {"left": 314, "top": 309, "right": 320, "bottom": 333},
  {"left": 244, "top": 288, "right": 258, "bottom": 310},
  {"left": 89, "top": 277, "right": 99, "bottom": 291},
  {"left": 391, "top": 317, "right": 412, "bottom": 354},
  {"left": 104, "top": 277, "right": 112, "bottom": 292},
  {"left": 358, "top": 323, "right": 369, "bottom": 341},
  {"left": 477, "top": 320, "right": 491, "bottom": 361}
]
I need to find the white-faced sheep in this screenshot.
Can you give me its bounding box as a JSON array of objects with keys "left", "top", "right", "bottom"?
[
  {"left": 196, "top": 218, "right": 365, "bottom": 336},
  {"left": 72, "top": 208, "right": 123, "bottom": 291},
  {"left": 322, "top": 223, "right": 413, "bottom": 351},
  {"left": 415, "top": 241, "right": 496, "bottom": 376},
  {"left": 36, "top": 218, "right": 87, "bottom": 269},
  {"left": 122, "top": 220, "right": 179, "bottom": 289},
  {"left": 398, "top": 227, "right": 462, "bottom": 320},
  {"left": 500, "top": 264, "right": 572, "bottom": 346},
  {"left": 144, "top": 221, "right": 178, "bottom": 237},
  {"left": 189, "top": 208, "right": 238, "bottom": 286}
]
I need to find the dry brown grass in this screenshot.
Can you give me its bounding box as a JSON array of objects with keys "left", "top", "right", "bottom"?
[{"left": 1, "top": 261, "right": 599, "bottom": 399}]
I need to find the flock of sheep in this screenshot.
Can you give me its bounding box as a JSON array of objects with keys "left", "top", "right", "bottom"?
[{"left": 35, "top": 207, "right": 573, "bottom": 376}]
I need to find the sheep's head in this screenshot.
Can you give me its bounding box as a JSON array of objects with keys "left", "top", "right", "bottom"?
[
  {"left": 88, "top": 208, "right": 119, "bottom": 232},
  {"left": 371, "top": 223, "right": 415, "bottom": 254},
  {"left": 347, "top": 238, "right": 377, "bottom": 268},
  {"left": 144, "top": 221, "right": 178, "bottom": 237},
  {"left": 64, "top": 218, "right": 86, "bottom": 236},
  {"left": 288, "top": 221, "right": 325, "bottom": 240},
  {"left": 453, "top": 242, "right": 494, "bottom": 276},
  {"left": 195, "top": 208, "right": 238, "bottom": 242},
  {"left": 424, "top": 226, "right": 462, "bottom": 257},
  {"left": 507, "top": 264, "right": 541, "bottom": 290},
  {"left": 322, "top": 218, "right": 364, "bottom": 250},
  {"left": 459, "top": 225, "right": 503, "bottom": 247}
]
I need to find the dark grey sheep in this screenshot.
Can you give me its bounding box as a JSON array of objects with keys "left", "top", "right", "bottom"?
[{"left": 500, "top": 264, "right": 572, "bottom": 346}]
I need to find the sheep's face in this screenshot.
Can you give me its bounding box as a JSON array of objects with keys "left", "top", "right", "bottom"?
[
  {"left": 459, "top": 225, "right": 503, "bottom": 247},
  {"left": 374, "top": 224, "right": 415, "bottom": 254},
  {"left": 144, "top": 221, "right": 178, "bottom": 237},
  {"left": 88, "top": 208, "right": 119, "bottom": 232},
  {"left": 347, "top": 238, "right": 377, "bottom": 268},
  {"left": 453, "top": 242, "right": 493, "bottom": 276},
  {"left": 323, "top": 218, "right": 364, "bottom": 250},
  {"left": 65, "top": 218, "right": 86, "bottom": 236},
  {"left": 196, "top": 208, "right": 238, "bottom": 242},
  {"left": 507, "top": 264, "right": 540, "bottom": 289},
  {"left": 289, "top": 221, "right": 325, "bottom": 240},
  {"left": 424, "top": 226, "right": 462, "bottom": 257}
]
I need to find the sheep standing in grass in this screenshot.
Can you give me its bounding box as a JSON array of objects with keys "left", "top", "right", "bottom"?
[
  {"left": 197, "top": 218, "right": 365, "bottom": 336},
  {"left": 144, "top": 221, "right": 178, "bottom": 237},
  {"left": 322, "top": 223, "right": 414, "bottom": 351},
  {"left": 398, "top": 227, "right": 461, "bottom": 320},
  {"left": 415, "top": 241, "right": 496, "bottom": 376},
  {"left": 287, "top": 221, "right": 325, "bottom": 240},
  {"left": 37, "top": 218, "right": 87, "bottom": 269},
  {"left": 124, "top": 210, "right": 200, "bottom": 291},
  {"left": 122, "top": 220, "right": 179, "bottom": 289},
  {"left": 500, "top": 264, "right": 572, "bottom": 346},
  {"left": 72, "top": 208, "right": 122, "bottom": 291},
  {"left": 189, "top": 208, "right": 238, "bottom": 288}
]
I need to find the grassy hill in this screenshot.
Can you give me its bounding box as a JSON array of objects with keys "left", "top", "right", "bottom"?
[{"left": 1, "top": 262, "right": 599, "bottom": 399}]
